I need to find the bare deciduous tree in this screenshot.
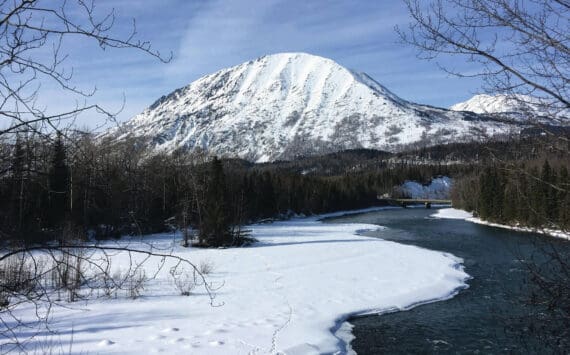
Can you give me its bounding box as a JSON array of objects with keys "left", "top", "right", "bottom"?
[
  {"left": 0, "top": 242, "right": 222, "bottom": 352},
  {"left": 0, "top": 2, "right": 225, "bottom": 352},
  {"left": 397, "top": 0, "right": 569, "bottom": 123},
  {"left": 0, "top": 0, "right": 171, "bottom": 137},
  {"left": 399, "top": 0, "right": 570, "bottom": 349}
]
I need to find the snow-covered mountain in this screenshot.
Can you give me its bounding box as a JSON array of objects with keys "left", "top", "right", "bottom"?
[
  {"left": 106, "top": 53, "right": 522, "bottom": 162},
  {"left": 449, "top": 94, "right": 555, "bottom": 117}
]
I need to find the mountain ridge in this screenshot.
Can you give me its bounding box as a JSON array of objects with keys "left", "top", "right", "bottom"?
[
  {"left": 449, "top": 93, "right": 566, "bottom": 118},
  {"left": 106, "top": 52, "right": 522, "bottom": 162}
]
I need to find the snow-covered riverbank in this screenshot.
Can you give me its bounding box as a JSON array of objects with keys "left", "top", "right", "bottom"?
[
  {"left": 10, "top": 210, "right": 470, "bottom": 354},
  {"left": 432, "top": 208, "right": 570, "bottom": 240}
]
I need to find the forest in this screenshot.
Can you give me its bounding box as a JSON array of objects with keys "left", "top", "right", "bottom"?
[
  {"left": 0, "top": 132, "right": 468, "bottom": 246},
  {"left": 452, "top": 160, "right": 570, "bottom": 230},
  {"left": 1, "top": 130, "right": 568, "bottom": 248}
]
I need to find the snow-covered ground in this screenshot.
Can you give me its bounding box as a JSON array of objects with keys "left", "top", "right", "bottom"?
[
  {"left": 432, "top": 208, "right": 570, "bottom": 240},
  {"left": 399, "top": 177, "right": 453, "bottom": 199},
  {"left": 8, "top": 210, "right": 470, "bottom": 354},
  {"left": 431, "top": 208, "right": 473, "bottom": 220}
]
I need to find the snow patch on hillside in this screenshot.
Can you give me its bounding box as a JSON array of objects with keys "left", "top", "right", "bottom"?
[
  {"left": 449, "top": 94, "right": 569, "bottom": 121},
  {"left": 400, "top": 177, "right": 453, "bottom": 199}
]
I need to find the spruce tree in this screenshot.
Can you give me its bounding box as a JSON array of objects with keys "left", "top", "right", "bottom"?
[
  {"left": 558, "top": 166, "right": 570, "bottom": 229},
  {"left": 503, "top": 174, "right": 518, "bottom": 224},
  {"left": 48, "top": 134, "right": 70, "bottom": 229},
  {"left": 528, "top": 166, "right": 543, "bottom": 227},
  {"left": 200, "top": 157, "right": 232, "bottom": 247},
  {"left": 492, "top": 168, "right": 505, "bottom": 223},
  {"left": 10, "top": 135, "right": 26, "bottom": 232},
  {"left": 540, "top": 160, "right": 558, "bottom": 225},
  {"left": 478, "top": 167, "right": 493, "bottom": 220},
  {"left": 516, "top": 164, "right": 530, "bottom": 224}
]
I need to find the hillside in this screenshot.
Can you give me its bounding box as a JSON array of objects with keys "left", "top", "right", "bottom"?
[{"left": 105, "top": 53, "right": 523, "bottom": 162}]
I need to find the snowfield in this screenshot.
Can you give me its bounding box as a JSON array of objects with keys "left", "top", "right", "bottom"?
[
  {"left": 399, "top": 177, "right": 453, "bottom": 199},
  {"left": 449, "top": 93, "right": 568, "bottom": 119},
  {"left": 9, "top": 209, "right": 470, "bottom": 354},
  {"left": 432, "top": 208, "right": 570, "bottom": 240}
]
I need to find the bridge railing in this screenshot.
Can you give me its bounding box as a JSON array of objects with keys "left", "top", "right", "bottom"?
[{"left": 376, "top": 196, "right": 452, "bottom": 208}]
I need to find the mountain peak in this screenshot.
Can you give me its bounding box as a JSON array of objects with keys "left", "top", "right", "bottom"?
[
  {"left": 450, "top": 94, "right": 546, "bottom": 115},
  {"left": 256, "top": 52, "right": 333, "bottom": 62},
  {"left": 107, "top": 54, "right": 519, "bottom": 162}
]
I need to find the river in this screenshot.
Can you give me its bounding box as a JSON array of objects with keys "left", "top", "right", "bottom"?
[{"left": 328, "top": 207, "right": 570, "bottom": 354}]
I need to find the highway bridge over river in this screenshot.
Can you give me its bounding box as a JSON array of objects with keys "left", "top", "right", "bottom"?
[{"left": 376, "top": 197, "right": 452, "bottom": 209}]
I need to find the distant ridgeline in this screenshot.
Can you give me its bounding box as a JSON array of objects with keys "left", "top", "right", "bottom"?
[{"left": 0, "top": 133, "right": 568, "bottom": 243}]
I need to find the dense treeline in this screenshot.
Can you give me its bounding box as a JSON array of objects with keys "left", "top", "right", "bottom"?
[
  {"left": 3, "top": 132, "right": 566, "bottom": 245},
  {"left": 452, "top": 159, "right": 570, "bottom": 230},
  {"left": 396, "top": 134, "right": 570, "bottom": 164},
  {"left": 0, "top": 134, "right": 460, "bottom": 245}
]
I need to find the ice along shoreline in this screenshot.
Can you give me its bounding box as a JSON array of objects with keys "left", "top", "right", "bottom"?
[
  {"left": 432, "top": 208, "right": 570, "bottom": 241},
  {"left": 322, "top": 207, "right": 469, "bottom": 354},
  {"left": 11, "top": 207, "right": 469, "bottom": 354}
]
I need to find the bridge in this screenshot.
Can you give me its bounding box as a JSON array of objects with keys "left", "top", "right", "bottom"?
[{"left": 377, "top": 196, "right": 452, "bottom": 209}]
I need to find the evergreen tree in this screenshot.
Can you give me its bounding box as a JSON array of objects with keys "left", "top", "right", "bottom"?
[
  {"left": 259, "top": 172, "right": 276, "bottom": 218},
  {"left": 528, "top": 166, "right": 543, "bottom": 227},
  {"left": 47, "top": 134, "right": 70, "bottom": 229},
  {"left": 199, "top": 157, "right": 232, "bottom": 247},
  {"left": 516, "top": 163, "right": 530, "bottom": 224},
  {"left": 10, "top": 135, "right": 26, "bottom": 232},
  {"left": 478, "top": 167, "right": 494, "bottom": 220},
  {"left": 492, "top": 168, "right": 505, "bottom": 223},
  {"left": 503, "top": 175, "right": 518, "bottom": 223},
  {"left": 541, "top": 160, "right": 558, "bottom": 225},
  {"left": 558, "top": 166, "right": 570, "bottom": 229}
]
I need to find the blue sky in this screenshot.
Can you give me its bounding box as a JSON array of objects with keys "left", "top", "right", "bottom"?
[{"left": 43, "top": 0, "right": 485, "bottom": 129}]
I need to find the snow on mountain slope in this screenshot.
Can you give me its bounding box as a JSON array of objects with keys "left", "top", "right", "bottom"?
[
  {"left": 450, "top": 94, "right": 556, "bottom": 117},
  {"left": 400, "top": 177, "right": 453, "bottom": 200},
  {"left": 107, "top": 53, "right": 521, "bottom": 162}
]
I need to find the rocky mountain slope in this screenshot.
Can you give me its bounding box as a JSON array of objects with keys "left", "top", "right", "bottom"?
[{"left": 106, "top": 53, "right": 523, "bottom": 162}]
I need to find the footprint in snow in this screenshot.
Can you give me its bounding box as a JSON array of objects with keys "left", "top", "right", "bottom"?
[
  {"left": 162, "top": 327, "right": 180, "bottom": 332},
  {"left": 169, "top": 337, "right": 186, "bottom": 344},
  {"left": 209, "top": 340, "right": 225, "bottom": 346},
  {"left": 97, "top": 339, "right": 115, "bottom": 347}
]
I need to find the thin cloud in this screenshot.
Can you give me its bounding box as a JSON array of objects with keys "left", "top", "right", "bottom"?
[{"left": 22, "top": 0, "right": 484, "bottom": 130}]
